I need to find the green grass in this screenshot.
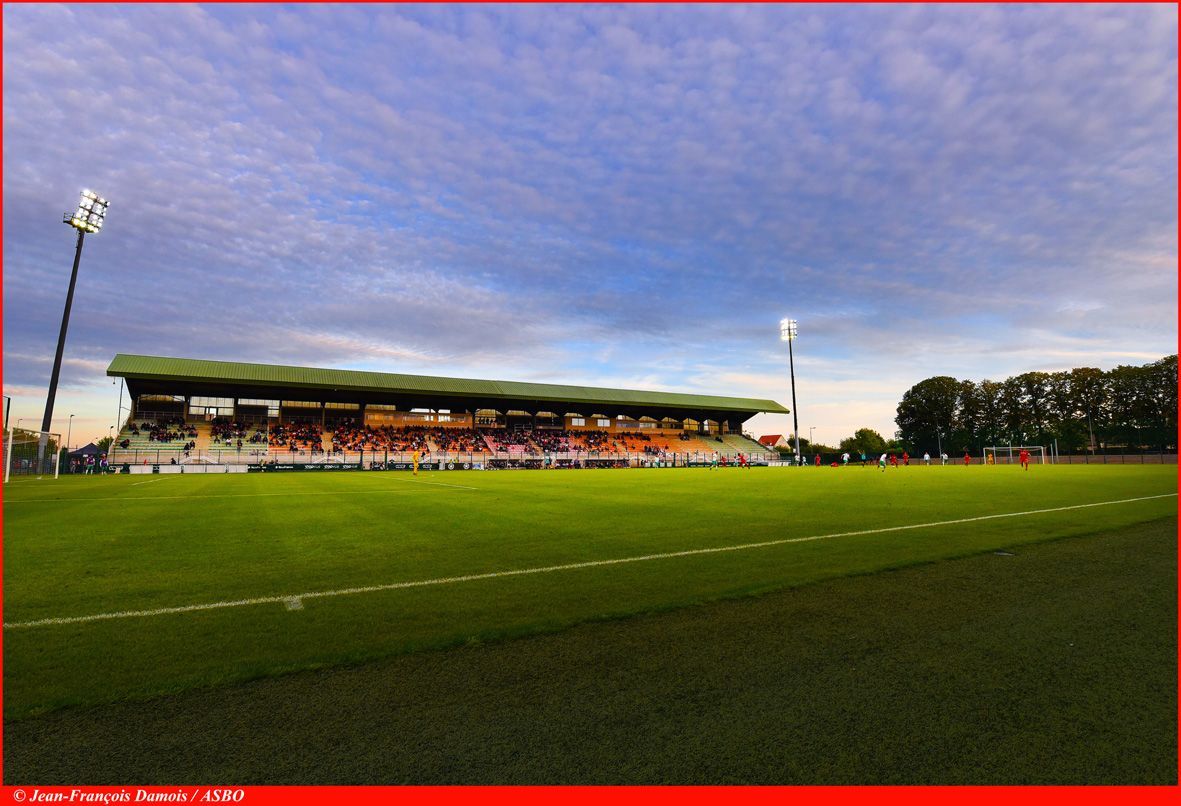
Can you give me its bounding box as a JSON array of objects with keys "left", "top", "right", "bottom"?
[
  {"left": 4, "top": 517, "right": 1175, "bottom": 784},
  {"left": 2, "top": 465, "right": 1175, "bottom": 726}
]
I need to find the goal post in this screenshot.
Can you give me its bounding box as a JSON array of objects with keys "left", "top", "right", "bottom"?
[
  {"left": 4, "top": 428, "right": 63, "bottom": 481},
  {"left": 983, "top": 446, "right": 1046, "bottom": 465}
]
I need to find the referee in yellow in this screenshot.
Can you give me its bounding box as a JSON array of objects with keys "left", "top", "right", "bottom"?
[{"left": 411, "top": 448, "right": 420, "bottom": 476}]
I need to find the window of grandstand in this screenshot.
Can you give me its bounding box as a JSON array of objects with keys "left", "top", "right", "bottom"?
[
  {"left": 239, "top": 399, "right": 280, "bottom": 418},
  {"left": 282, "top": 400, "right": 319, "bottom": 408},
  {"left": 571, "top": 417, "right": 585, "bottom": 427},
  {"left": 596, "top": 418, "right": 610, "bottom": 427},
  {"left": 190, "top": 396, "right": 235, "bottom": 417}
]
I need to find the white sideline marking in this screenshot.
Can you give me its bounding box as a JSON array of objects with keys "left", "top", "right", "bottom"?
[
  {"left": 130, "top": 478, "right": 166, "bottom": 487},
  {"left": 394, "top": 477, "right": 480, "bottom": 490},
  {"left": 4, "top": 492, "right": 1175, "bottom": 630},
  {"left": 3, "top": 486, "right": 474, "bottom": 504}
]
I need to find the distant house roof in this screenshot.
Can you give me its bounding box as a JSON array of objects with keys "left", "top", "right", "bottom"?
[
  {"left": 69, "top": 442, "right": 103, "bottom": 456},
  {"left": 758, "top": 434, "right": 786, "bottom": 447}
]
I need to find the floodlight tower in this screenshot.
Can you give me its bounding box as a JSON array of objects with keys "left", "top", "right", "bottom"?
[
  {"left": 40, "top": 191, "right": 109, "bottom": 462},
  {"left": 779, "top": 318, "right": 801, "bottom": 465}
]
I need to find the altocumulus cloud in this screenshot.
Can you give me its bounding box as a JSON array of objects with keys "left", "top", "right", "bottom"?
[{"left": 2, "top": 4, "right": 1175, "bottom": 441}]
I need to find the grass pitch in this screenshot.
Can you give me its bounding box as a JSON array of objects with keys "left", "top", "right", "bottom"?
[{"left": 2, "top": 464, "right": 1176, "bottom": 781}]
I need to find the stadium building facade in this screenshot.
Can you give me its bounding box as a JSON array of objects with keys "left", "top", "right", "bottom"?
[{"left": 106, "top": 354, "right": 789, "bottom": 469}]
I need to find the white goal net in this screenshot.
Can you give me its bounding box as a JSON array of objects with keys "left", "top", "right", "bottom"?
[
  {"left": 5, "top": 428, "right": 64, "bottom": 481},
  {"left": 983, "top": 446, "right": 1045, "bottom": 465}
]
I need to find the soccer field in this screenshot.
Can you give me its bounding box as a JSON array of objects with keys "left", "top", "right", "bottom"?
[{"left": 2, "top": 464, "right": 1175, "bottom": 720}]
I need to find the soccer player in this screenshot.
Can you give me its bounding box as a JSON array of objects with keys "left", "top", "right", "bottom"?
[
  {"left": 814, "top": 453, "right": 821, "bottom": 467},
  {"left": 923, "top": 452, "right": 930, "bottom": 465},
  {"left": 411, "top": 448, "right": 421, "bottom": 476},
  {"left": 878, "top": 452, "right": 888, "bottom": 472},
  {"left": 710, "top": 451, "right": 719, "bottom": 470},
  {"left": 902, "top": 451, "right": 910, "bottom": 466},
  {"left": 1019, "top": 448, "right": 1031, "bottom": 471},
  {"left": 963, "top": 451, "right": 971, "bottom": 466},
  {"left": 841, "top": 451, "right": 850, "bottom": 466}
]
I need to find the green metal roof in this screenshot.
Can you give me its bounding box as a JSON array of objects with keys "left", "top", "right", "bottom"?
[{"left": 107, "top": 354, "right": 789, "bottom": 415}]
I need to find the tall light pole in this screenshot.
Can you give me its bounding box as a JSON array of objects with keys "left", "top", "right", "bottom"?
[
  {"left": 40, "top": 190, "right": 109, "bottom": 467},
  {"left": 779, "top": 318, "right": 801, "bottom": 465}
]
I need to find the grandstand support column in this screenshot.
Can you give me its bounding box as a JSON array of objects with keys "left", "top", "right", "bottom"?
[{"left": 114, "top": 378, "right": 125, "bottom": 435}]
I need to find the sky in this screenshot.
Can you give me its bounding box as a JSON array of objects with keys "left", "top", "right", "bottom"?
[{"left": 2, "top": 4, "right": 1176, "bottom": 449}]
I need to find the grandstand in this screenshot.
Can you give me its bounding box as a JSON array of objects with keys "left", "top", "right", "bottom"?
[{"left": 105, "top": 354, "right": 786, "bottom": 470}]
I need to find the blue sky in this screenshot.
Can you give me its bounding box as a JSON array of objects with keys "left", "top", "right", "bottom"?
[{"left": 3, "top": 4, "right": 1176, "bottom": 448}]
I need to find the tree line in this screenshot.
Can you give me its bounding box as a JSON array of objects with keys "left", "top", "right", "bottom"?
[{"left": 892, "top": 355, "right": 1177, "bottom": 455}]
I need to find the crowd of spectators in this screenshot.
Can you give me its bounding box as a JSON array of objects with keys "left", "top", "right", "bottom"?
[
  {"left": 269, "top": 421, "right": 324, "bottom": 453},
  {"left": 531, "top": 430, "right": 571, "bottom": 453},
  {"left": 325, "top": 421, "right": 486, "bottom": 454},
  {"left": 431, "top": 428, "right": 483, "bottom": 453},
  {"left": 150, "top": 418, "right": 741, "bottom": 458},
  {"left": 130, "top": 417, "right": 197, "bottom": 444},
  {"left": 210, "top": 418, "right": 249, "bottom": 442},
  {"left": 484, "top": 429, "right": 535, "bottom": 453}
]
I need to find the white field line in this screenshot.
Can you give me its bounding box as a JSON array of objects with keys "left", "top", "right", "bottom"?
[
  {"left": 394, "top": 477, "right": 480, "bottom": 490},
  {"left": 4, "top": 492, "right": 1175, "bottom": 631},
  {"left": 130, "top": 478, "right": 167, "bottom": 487},
  {"left": 3, "top": 486, "right": 475, "bottom": 504}
]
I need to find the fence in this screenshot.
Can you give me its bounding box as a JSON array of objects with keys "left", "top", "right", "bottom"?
[
  {"left": 102, "top": 446, "right": 780, "bottom": 470},
  {"left": 1052, "top": 453, "right": 1177, "bottom": 465}
]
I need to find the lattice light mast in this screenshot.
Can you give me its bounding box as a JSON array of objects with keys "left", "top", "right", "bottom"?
[
  {"left": 779, "top": 318, "right": 801, "bottom": 464},
  {"left": 40, "top": 191, "right": 109, "bottom": 457}
]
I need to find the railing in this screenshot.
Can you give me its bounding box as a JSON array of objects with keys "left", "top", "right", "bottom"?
[
  {"left": 102, "top": 447, "right": 782, "bottom": 469},
  {"left": 1052, "top": 453, "right": 1177, "bottom": 465}
]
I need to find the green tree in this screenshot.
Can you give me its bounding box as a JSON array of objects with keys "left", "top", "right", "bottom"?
[
  {"left": 895, "top": 376, "right": 959, "bottom": 452},
  {"left": 894, "top": 356, "right": 1173, "bottom": 456},
  {"left": 839, "top": 428, "right": 888, "bottom": 456}
]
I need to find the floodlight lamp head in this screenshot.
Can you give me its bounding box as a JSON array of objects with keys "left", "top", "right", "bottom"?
[
  {"left": 63, "top": 189, "right": 109, "bottom": 234},
  {"left": 779, "top": 318, "right": 798, "bottom": 342}
]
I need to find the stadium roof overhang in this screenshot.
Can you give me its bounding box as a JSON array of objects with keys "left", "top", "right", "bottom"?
[{"left": 107, "top": 354, "right": 789, "bottom": 422}]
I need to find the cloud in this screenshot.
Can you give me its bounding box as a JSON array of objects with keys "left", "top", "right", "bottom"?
[{"left": 2, "top": 4, "right": 1175, "bottom": 439}]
